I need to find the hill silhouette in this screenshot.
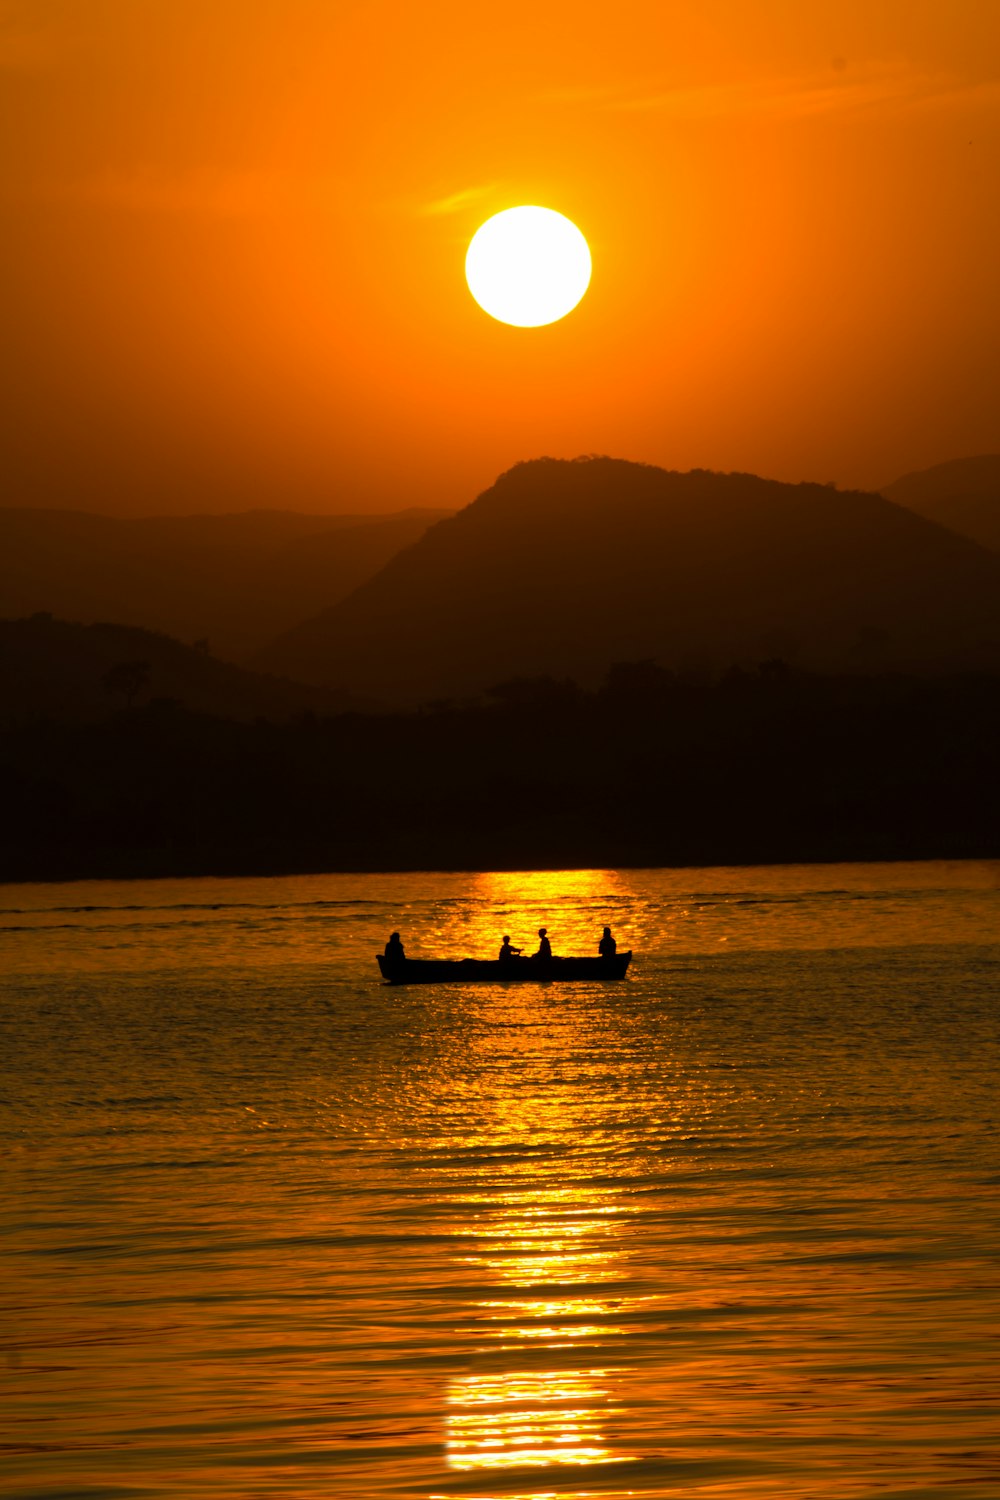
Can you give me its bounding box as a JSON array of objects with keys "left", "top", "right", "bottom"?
[
  {"left": 0, "top": 507, "right": 451, "bottom": 661},
  {"left": 256, "top": 457, "right": 1000, "bottom": 702},
  {"left": 0, "top": 615, "right": 370, "bottom": 726},
  {"left": 881, "top": 456, "right": 1000, "bottom": 554}
]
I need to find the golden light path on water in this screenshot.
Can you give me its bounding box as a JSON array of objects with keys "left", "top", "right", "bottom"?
[
  {"left": 443, "top": 1191, "right": 639, "bottom": 1484},
  {"left": 449, "top": 868, "right": 632, "bottom": 965},
  {"left": 431, "top": 877, "right": 646, "bottom": 1497}
]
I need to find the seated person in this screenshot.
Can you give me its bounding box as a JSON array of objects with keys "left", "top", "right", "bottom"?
[
  {"left": 383, "top": 931, "right": 405, "bottom": 962},
  {"left": 498, "top": 935, "right": 522, "bottom": 962},
  {"left": 599, "top": 926, "right": 617, "bottom": 959},
  {"left": 534, "top": 927, "right": 552, "bottom": 961}
]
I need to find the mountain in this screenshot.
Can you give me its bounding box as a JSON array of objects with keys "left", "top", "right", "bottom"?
[
  {"left": 881, "top": 456, "right": 1000, "bottom": 553},
  {"left": 0, "top": 507, "right": 452, "bottom": 660},
  {"left": 0, "top": 615, "right": 371, "bottom": 725},
  {"left": 255, "top": 457, "right": 1000, "bottom": 702}
]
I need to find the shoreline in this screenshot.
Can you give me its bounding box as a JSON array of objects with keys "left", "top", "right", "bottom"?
[{"left": 4, "top": 844, "right": 999, "bottom": 888}]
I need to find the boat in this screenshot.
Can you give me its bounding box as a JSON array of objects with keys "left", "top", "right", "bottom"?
[{"left": 376, "top": 952, "right": 632, "bottom": 984}]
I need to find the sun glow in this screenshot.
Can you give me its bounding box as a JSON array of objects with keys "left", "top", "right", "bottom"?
[{"left": 465, "top": 207, "right": 592, "bottom": 327}]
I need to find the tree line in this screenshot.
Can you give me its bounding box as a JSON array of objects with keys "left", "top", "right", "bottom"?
[{"left": 2, "top": 661, "right": 998, "bottom": 880}]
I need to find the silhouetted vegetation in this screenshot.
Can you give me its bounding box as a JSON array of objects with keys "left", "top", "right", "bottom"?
[
  {"left": 0, "top": 615, "right": 372, "bottom": 725},
  {"left": 102, "top": 659, "right": 150, "bottom": 710},
  {"left": 2, "top": 661, "right": 997, "bottom": 881}
]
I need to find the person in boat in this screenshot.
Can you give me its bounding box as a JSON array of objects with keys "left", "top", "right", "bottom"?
[
  {"left": 534, "top": 928, "right": 552, "bottom": 961},
  {"left": 599, "top": 926, "right": 617, "bottom": 959},
  {"left": 498, "top": 935, "right": 522, "bottom": 963},
  {"left": 384, "top": 932, "right": 405, "bottom": 963}
]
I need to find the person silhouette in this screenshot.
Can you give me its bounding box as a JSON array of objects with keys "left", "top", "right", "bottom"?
[
  {"left": 384, "top": 931, "right": 405, "bottom": 963},
  {"left": 599, "top": 925, "right": 617, "bottom": 959},
  {"left": 534, "top": 928, "right": 552, "bottom": 961},
  {"left": 498, "top": 935, "right": 521, "bottom": 963}
]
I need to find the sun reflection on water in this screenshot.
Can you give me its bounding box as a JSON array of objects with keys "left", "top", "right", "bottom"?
[
  {"left": 443, "top": 1183, "right": 639, "bottom": 1488},
  {"left": 446, "top": 1369, "right": 622, "bottom": 1470},
  {"left": 438, "top": 868, "right": 631, "bottom": 962},
  {"left": 425, "top": 869, "right": 646, "bottom": 1497}
]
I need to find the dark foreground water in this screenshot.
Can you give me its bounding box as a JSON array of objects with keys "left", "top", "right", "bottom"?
[{"left": 2, "top": 863, "right": 999, "bottom": 1500}]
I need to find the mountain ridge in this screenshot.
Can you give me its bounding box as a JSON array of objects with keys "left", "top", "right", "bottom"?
[
  {"left": 881, "top": 455, "right": 1000, "bottom": 553},
  {"left": 0, "top": 506, "right": 453, "bottom": 660},
  {"left": 0, "top": 614, "right": 372, "bottom": 725},
  {"left": 255, "top": 456, "right": 1000, "bottom": 702}
]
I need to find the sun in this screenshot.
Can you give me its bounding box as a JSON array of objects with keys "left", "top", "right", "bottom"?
[{"left": 465, "top": 206, "right": 592, "bottom": 328}]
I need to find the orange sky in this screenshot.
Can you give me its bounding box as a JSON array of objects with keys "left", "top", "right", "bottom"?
[{"left": 1, "top": 0, "right": 998, "bottom": 513}]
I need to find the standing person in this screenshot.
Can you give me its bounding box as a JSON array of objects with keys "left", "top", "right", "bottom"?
[
  {"left": 498, "top": 935, "right": 521, "bottom": 963},
  {"left": 599, "top": 926, "right": 617, "bottom": 959},
  {"left": 384, "top": 932, "right": 405, "bottom": 963},
  {"left": 534, "top": 928, "right": 552, "bottom": 961}
]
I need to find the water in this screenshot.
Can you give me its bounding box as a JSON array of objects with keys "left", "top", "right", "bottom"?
[{"left": 2, "top": 862, "right": 999, "bottom": 1499}]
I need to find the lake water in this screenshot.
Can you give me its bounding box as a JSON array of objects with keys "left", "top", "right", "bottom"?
[{"left": 2, "top": 862, "right": 999, "bottom": 1500}]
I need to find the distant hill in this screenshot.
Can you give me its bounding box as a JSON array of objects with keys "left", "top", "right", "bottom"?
[
  {"left": 0, "top": 615, "right": 371, "bottom": 725},
  {"left": 881, "top": 456, "right": 1000, "bottom": 553},
  {"left": 255, "top": 457, "right": 1000, "bottom": 702},
  {"left": 0, "top": 507, "right": 451, "bottom": 660}
]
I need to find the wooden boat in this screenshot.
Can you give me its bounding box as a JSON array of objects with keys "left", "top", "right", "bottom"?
[{"left": 376, "top": 952, "right": 631, "bottom": 985}]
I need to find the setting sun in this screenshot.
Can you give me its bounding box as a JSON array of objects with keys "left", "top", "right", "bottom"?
[{"left": 465, "top": 206, "right": 592, "bottom": 328}]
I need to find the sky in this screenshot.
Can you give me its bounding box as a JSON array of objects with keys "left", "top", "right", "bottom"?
[{"left": 1, "top": 0, "right": 998, "bottom": 514}]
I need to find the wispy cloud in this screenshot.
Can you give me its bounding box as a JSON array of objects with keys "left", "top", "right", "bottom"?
[
  {"left": 419, "top": 185, "right": 495, "bottom": 217},
  {"left": 541, "top": 62, "right": 1000, "bottom": 122}
]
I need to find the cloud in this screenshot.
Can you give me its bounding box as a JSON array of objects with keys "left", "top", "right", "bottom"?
[
  {"left": 419, "top": 185, "right": 495, "bottom": 217},
  {"left": 542, "top": 62, "right": 1000, "bottom": 123}
]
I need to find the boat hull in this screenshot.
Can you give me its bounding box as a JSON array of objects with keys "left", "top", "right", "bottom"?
[{"left": 376, "top": 952, "right": 631, "bottom": 985}]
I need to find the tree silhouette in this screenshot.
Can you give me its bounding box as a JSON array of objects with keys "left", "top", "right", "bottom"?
[
  {"left": 102, "top": 659, "right": 150, "bottom": 710},
  {"left": 487, "top": 676, "right": 583, "bottom": 711}
]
